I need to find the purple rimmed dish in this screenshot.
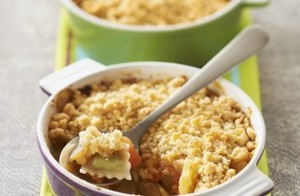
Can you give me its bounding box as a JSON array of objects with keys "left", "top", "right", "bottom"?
[{"left": 37, "top": 59, "right": 274, "bottom": 195}]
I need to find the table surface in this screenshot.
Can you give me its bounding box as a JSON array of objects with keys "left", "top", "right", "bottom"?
[{"left": 0, "top": 0, "right": 299, "bottom": 195}]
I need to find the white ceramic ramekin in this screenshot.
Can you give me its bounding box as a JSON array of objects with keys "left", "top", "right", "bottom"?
[{"left": 37, "top": 59, "right": 274, "bottom": 196}]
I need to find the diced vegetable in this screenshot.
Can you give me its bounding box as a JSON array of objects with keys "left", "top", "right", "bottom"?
[
  {"left": 128, "top": 145, "right": 142, "bottom": 169},
  {"left": 122, "top": 137, "right": 142, "bottom": 169},
  {"left": 178, "top": 159, "right": 198, "bottom": 194}
]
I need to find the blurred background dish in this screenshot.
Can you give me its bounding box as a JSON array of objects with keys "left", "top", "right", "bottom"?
[{"left": 60, "top": 0, "right": 268, "bottom": 66}]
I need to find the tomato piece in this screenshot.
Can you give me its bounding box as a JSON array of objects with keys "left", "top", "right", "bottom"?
[
  {"left": 122, "top": 137, "right": 142, "bottom": 169},
  {"left": 129, "top": 145, "right": 142, "bottom": 169}
]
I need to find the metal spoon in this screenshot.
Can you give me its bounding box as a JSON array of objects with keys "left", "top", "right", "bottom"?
[
  {"left": 124, "top": 26, "right": 268, "bottom": 148},
  {"left": 59, "top": 25, "right": 268, "bottom": 186}
]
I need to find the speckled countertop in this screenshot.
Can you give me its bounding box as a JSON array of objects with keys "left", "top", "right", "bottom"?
[{"left": 0, "top": 0, "right": 299, "bottom": 195}]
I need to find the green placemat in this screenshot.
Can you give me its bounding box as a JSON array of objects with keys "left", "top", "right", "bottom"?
[{"left": 40, "top": 8, "right": 270, "bottom": 196}]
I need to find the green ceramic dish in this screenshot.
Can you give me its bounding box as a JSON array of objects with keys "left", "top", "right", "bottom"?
[{"left": 60, "top": 0, "right": 269, "bottom": 67}]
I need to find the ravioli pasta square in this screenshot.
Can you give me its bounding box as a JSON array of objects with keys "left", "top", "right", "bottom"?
[{"left": 70, "top": 126, "right": 132, "bottom": 180}]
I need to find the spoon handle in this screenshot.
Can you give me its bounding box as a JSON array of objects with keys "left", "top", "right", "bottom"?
[{"left": 125, "top": 26, "right": 268, "bottom": 146}]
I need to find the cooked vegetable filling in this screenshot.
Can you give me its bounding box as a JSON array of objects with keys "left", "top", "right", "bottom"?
[{"left": 91, "top": 155, "right": 124, "bottom": 171}]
